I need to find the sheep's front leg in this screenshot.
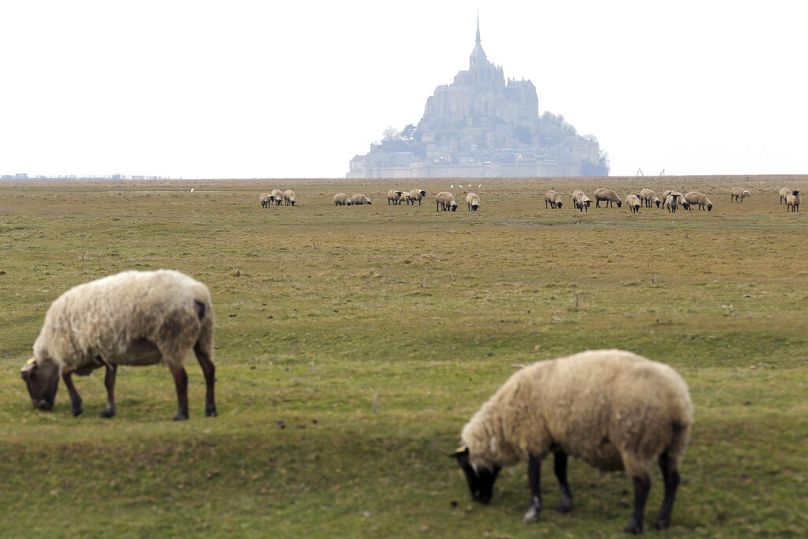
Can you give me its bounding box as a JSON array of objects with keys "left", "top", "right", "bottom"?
[
  {"left": 553, "top": 451, "right": 573, "bottom": 513},
  {"left": 168, "top": 363, "right": 189, "bottom": 420},
  {"left": 100, "top": 364, "right": 117, "bottom": 418},
  {"left": 523, "top": 454, "right": 543, "bottom": 523},
  {"left": 194, "top": 342, "right": 217, "bottom": 417},
  {"left": 61, "top": 370, "right": 83, "bottom": 417}
]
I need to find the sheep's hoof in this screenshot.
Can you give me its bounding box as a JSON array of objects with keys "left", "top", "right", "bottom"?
[
  {"left": 556, "top": 500, "right": 572, "bottom": 514},
  {"left": 173, "top": 413, "right": 189, "bottom": 421},
  {"left": 99, "top": 407, "right": 115, "bottom": 419},
  {"left": 651, "top": 516, "right": 670, "bottom": 530},
  {"left": 71, "top": 407, "right": 83, "bottom": 417},
  {"left": 623, "top": 520, "right": 643, "bottom": 535},
  {"left": 205, "top": 406, "right": 218, "bottom": 417},
  {"left": 523, "top": 507, "right": 540, "bottom": 524}
]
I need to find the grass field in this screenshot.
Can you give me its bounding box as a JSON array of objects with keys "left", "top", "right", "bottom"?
[{"left": 1, "top": 176, "right": 807, "bottom": 538}]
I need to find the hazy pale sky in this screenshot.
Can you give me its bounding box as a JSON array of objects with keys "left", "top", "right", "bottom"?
[{"left": 2, "top": 0, "right": 806, "bottom": 178}]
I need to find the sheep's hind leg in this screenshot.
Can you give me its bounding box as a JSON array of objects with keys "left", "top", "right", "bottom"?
[
  {"left": 61, "top": 371, "right": 83, "bottom": 417},
  {"left": 194, "top": 342, "right": 217, "bottom": 417},
  {"left": 553, "top": 451, "right": 573, "bottom": 513},
  {"left": 624, "top": 473, "right": 651, "bottom": 534},
  {"left": 523, "top": 454, "right": 543, "bottom": 523},
  {"left": 168, "top": 363, "right": 189, "bottom": 420},
  {"left": 652, "top": 451, "right": 680, "bottom": 530},
  {"left": 100, "top": 364, "right": 117, "bottom": 418}
]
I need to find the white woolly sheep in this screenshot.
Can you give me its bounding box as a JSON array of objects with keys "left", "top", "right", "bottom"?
[
  {"left": 574, "top": 195, "right": 591, "bottom": 213},
  {"left": 466, "top": 192, "right": 480, "bottom": 211},
  {"left": 684, "top": 191, "right": 713, "bottom": 211},
  {"left": 663, "top": 191, "right": 688, "bottom": 211},
  {"left": 270, "top": 189, "right": 284, "bottom": 206},
  {"left": 408, "top": 189, "right": 427, "bottom": 206},
  {"left": 283, "top": 189, "right": 296, "bottom": 206},
  {"left": 387, "top": 190, "right": 405, "bottom": 205},
  {"left": 571, "top": 189, "right": 585, "bottom": 203},
  {"left": 626, "top": 194, "right": 641, "bottom": 213},
  {"left": 350, "top": 193, "right": 372, "bottom": 206},
  {"left": 729, "top": 188, "right": 749, "bottom": 203},
  {"left": 594, "top": 188, "right": 622, "bottom": 208},
  {"left": 454, "top": 349, "right": 692, "bottom": 535},
  {"left": 639, "top": 188, "right": 657, "bottom": 208},
  {"left": 435, "top": 192, "right": 457, "bottom": 211},
  {"left": 259, "top": 193, "right": 271, "bottom": 208},
  {"left": 333, "top": 193, "right": 352, "bottom": 206},
  {"left": 663, "top": 193, "right": 681, "bottom": 213},
  {"left": 544, "top": 190, "right": 563, "bottom": 209},
  {"left": 786, "top": 190, "right": 800, "bottom": 212},
  {"left": 21, "top": 270, "right": 217, "bottom": 421},
  {"left": 779, "top": 187, "right": 793, "bottom": 205}
]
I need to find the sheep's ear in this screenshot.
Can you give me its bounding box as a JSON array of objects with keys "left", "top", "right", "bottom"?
[
  {"left": 21, "top": 358, "right": 37, "bottom": 376},
  {"left": 451, "top": 446, "right": 470, "bottom": 459}
]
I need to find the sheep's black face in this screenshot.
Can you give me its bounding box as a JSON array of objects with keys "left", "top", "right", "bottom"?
[
  {"left": 557, "top": 202, "right": 563, "bottom": 209},
  {"left": 707, "top": 203, "right": 713, "bottom": 211},
  {"left": 21, "top": 359, "right": 59, "bottom": 411},
  {"left": 617, "top": 201, "right": 622, "bottom": 207},
  {"left": 453, "top": 448, "right": 500, "bottom": 504}
]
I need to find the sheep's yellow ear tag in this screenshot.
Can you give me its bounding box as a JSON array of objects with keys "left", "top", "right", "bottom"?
[{"left": 451, "top": 446, "right": 469, "bottom": 458}]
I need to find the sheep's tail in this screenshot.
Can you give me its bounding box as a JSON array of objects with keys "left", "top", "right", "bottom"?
[
  {"left": 193, "top": 297, "right": 215, "bottom": 359},
  {"left": 666, "top": 417, "right": 692, "bottom": 467}
]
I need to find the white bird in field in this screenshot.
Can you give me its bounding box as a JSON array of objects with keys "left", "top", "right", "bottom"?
[
  {"left": 190, "top": 188, "right": 195, "bottom": 192},
  {"left": 451, "top": 184, "right": 454, "bottom": 189},
  {"left": 478, "top": 184, "right": 482, "bottom": 188},
  {"left": 459, "top": 184, "right": 463, "bottom": 189}
]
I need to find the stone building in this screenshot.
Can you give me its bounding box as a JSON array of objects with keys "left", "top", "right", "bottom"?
[{"left": 348, "top": 19, "right": 608, "bottom": 179}]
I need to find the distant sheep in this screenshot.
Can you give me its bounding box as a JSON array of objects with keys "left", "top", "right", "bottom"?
[
  {"left": 594, "top": 188, "right": 622, "bottom": 208},
  {"left": 574, "top": 195, "right": 591, "bottom": 213},
  {"left": 408, "top": 189, "right": 427, "bottom": 206},
  {"left": 639, "top": 188, "right": 657, "bottom": 208},
  {"left": 435, "top": 192, "right": 458, "bottom": 212},
  {"left": 626, "top": 194, "right": 641, "bottom": 213},
  {"left": 454, "top": 349, "right": 692, "bottom": 534},
  {"left": 779, "top": 188, "right": 793, "bottom": 205},
  {"left": 259, "top": 193, "right": 272, "bottom": 208},
  {"left": 283, "top": 189, "right": 296, "bottom": 206},
  {"left": 663, "top": 191, "right": 688, "bottom": 211},
  {"left": 270, "top": 189, "right": 284, "bottom": 206},
  {"left": 350, "top": 193, "right": 372, "bottom": 206},
  {"left": 729, "top": 188, "right": 750, "bottom": 203},
  {"left": 387, "top": 190, "right": 405, "bottom": 205},
  {"left": 663, "top": 193, "right": 682, "bottom": 213},
  {"left": 684, "top": 191, "right": 713, "bottom": 211},
  {"left": 786, "top": 190, "right": 800, "bottom": 212},
  {"left": 333, "top": 193, "right": 352, "bottom": 206},
  {"left": 544, "top": 190, "right": 563, "bottom": 209},
  {"left": 466, "top": 192, "right": 480, "bottom": 211},
  {"left": 21, "top": 270, "right": 217, "bottom": 421}
]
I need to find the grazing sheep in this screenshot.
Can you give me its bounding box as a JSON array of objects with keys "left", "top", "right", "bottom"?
[
  {"left": 453, "top": 349, "right": 692, "bottom": 535},
  {"left": 729, "top": 188, "right": 750, "bottom": 203},
  {"left": 779, "top": 188, "right": 793, "bottom": 205},
  {"left": 594, "top": 188, "right": 622, "bottom": 208},
  {"left": 544, "top": 190, "right": 564, "bottom": 209},
  {"left": 387, "top": 190, "right": 405, "bottom": 205},
  {"left": 663, "top": 193, "right": 681, "bottom": 213},
  {"left": 435, "top": 192, "right": 458, "bottom": 212},
  {"left": 283, "top": 189, "right": 296, "bottom": 206},
  {"left": 663, "top": 191, "right": 688, "bottom": 211},
  {"left": 333, "top": 193, "right": 352, "bottom": 206},
  {"left": 786, "top": 191, "right": 800, "bottom": 212},
  {"left": 626, "top": 194, "right": 641, "bottom": 213},
  {"left": 270, "top": 189, "right": 284, "bottom": 206},
  {"left": 571, "top": 189, "right": 585, "bottom": 203},
  {"left": 466, "top": 192, "right": 480, "bottom": 211},
  {"left": 684, "top": 191, "right": 713, "bottom": 211},
  {"left": 574, "top": 195, "right": 591, "bottom": 213},
  {"left": 639, "top": 188, "right": 657, "bottom": 208},
  {"left": 259, "top": 193, "right": 272, "bottom": 208},
  {"left": 350, "top": 193, "right": 372, "bottom": 206},
  {"left": 408, "top": 189, "right": 427, "bottom": 206},
  {"left": 21, "top": 270, "right": 217, "bottom": 421}
]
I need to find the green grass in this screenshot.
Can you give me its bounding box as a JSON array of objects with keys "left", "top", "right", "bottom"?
[{"left": 1, "top": 176, "right": 807, "bottom": 537}]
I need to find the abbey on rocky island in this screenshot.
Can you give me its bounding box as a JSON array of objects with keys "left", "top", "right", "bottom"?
[{"left": 347, "top": 19, "right": 608, "bottom": 179}]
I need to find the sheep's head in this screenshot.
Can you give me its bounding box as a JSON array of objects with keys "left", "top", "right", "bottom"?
[
  {"left": 556, "top": 202, "right": 563, "bottom": 209},
  {"left": 616, "top": 201, "right": 622, "bottom": 208},
  {"left": 450, "top": 201, "right": 458, "bottom": 211},
  {"left": 707, "top": 203, "right": 713, "bottom": 211},
  {"left": 471, "top": 203, "right": 478, "bottom": 211},
  {"left": 419, "top": 190, "right": 427, "bottom": 197},
  {"left": 21, "top": 357, "right": 59, "bottom": 411},
  {"left": 452, "top": 447, "right": 500, "bottom": 504}
]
